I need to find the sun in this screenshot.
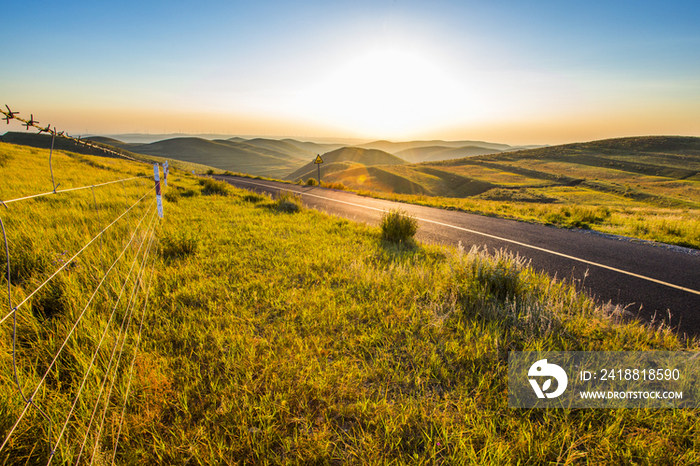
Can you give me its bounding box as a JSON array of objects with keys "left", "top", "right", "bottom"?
[{"left": 295, "top": 47, "right": 475, "bottom": 139}]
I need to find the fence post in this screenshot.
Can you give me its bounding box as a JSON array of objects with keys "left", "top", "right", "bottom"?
[{"left": 154, "top": 164, "right": 164, "bottom": 218}]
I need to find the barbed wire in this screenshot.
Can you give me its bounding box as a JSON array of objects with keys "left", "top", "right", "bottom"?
[{"left": 1, "top": 104, "right": 141, "bottom": 162}]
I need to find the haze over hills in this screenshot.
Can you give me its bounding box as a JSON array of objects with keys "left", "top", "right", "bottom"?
[
  {"left": 280, "top": 139, "right": 345, "bottom": 155},
  {"left": 395, "top": 145, "right": 504, "bottom": 163}
]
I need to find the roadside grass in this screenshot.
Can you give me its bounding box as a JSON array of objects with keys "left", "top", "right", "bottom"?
[
  {"left": 1, "top": 141, "right": 699, "bottom": 464},
  {"left": 357, "top": 189, "right": 700, "bottom": 250},
  {"left": 320, "top": 180, "right": 347, "bottom": 190}
]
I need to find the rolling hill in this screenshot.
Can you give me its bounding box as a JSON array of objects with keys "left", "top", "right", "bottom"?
[
  {"left": 296, "top": 161, "right": 495, "bottom": 196},
  {"left": 286, "top": 146, "right": 409, "bottom": 181},
  {"left": 231, "top": 137, "right": 316, "bottom": 160}
]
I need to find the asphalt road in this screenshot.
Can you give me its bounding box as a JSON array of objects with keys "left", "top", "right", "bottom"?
[{"left": 215, "top": 175, "right": 700, "bottom": 337}]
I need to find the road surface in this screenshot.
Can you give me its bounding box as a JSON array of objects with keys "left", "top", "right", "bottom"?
[{"left": 215, "top": 175, "right": 700, "bottom": 337}]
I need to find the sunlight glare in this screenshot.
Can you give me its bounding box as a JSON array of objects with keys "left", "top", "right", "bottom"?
[{"left": 295, "top": 48, "right": 478, "bottom": 139}]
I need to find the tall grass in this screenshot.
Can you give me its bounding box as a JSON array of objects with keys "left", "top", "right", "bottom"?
[{"left": 1, "top": 141, "right": 698, "bottom": 464}]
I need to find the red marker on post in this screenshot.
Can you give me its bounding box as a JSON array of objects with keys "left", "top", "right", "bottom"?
[{"left": 154, "top": 163, "right": 164, "bottom": 218}]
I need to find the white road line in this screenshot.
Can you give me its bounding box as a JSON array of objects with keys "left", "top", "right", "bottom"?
[{"left": 227, "top": 177, "right": 700, "bottom": 297}]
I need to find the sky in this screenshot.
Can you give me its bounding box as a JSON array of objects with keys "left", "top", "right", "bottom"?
[{"left": 2, "top": 0, "right": 699, "bottom": 145}]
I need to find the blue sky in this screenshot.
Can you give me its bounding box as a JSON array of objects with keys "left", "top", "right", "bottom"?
[{"left": 2, "top": 0, "right": 699, "bottom": 143}]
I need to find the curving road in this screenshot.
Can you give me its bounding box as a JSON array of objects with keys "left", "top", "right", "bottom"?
[{"left": 215, "top": 175, "right": 700, "bottom": 337}]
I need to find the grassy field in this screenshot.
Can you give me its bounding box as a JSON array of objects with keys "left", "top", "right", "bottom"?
[{"left": 1, "top": 141, "right": 699, "bottom": 464}]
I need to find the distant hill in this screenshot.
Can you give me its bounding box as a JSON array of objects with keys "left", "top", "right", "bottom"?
[
  {"left": 85, "top": 136, "right": 129, "bottom": 146},
  {"left": 281, "top": 139, "right": 345, "bottom": 155},
  {"left": 396, "top": 145, "right": 503, "bottom": 163},
  {"left": 360, "top": 139, "right": 513, "bottom": 154},
  {"left": 286, "top": 146, "right": 408, "bottom": 181},
  {"left": 422, "top": 146, "right": 503, "bottom": 161},
  {"left": 108, "top": 137, "right": 307, "bottom": 178},
  {"left": 228, "top": 138, "right": 315, "bottom": 160},
  {"left": 394, "top": 146, "right": 451, "bottom": 163}
]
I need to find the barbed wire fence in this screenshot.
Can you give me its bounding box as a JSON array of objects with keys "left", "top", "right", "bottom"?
[{"left": 0, "top": 106, "right": 168, "bottom": 464}]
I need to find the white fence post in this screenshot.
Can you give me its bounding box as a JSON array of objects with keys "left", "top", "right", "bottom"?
[{"left": 154, "top": 164, "right": 164, "bottom": 218}]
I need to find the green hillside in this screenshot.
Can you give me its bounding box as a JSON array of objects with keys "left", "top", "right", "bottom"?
[
  {"left": 1, "top": 141, "right": 697, "bottom": 464},
  {"left": 286, "top": 146, "right": 408, "bottom": 181}
]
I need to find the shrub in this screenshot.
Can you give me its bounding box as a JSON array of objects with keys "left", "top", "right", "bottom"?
[
  {"left": 206, "top": 169, "right": 215, "bottom": 175},
  {"left": 198, "top": 178, "right": 230, "bottom": 196},
  {"left": 321, "top": 181, "right": 347, "bottom": 190},
  {"left": 275, "top": 192, "right": 303, "bottom": 213},
  {"left": 380, "top": 209, "right": 418, "bottom": 243},
  {"left": 453, "top": 245, "right": 530, "bottom": 301},
  {"left": 306, "top": 178, "right": 318, "bottom": 186},
  {"left": 242, "top": 192, "right": 270, "bottom": 203}
]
